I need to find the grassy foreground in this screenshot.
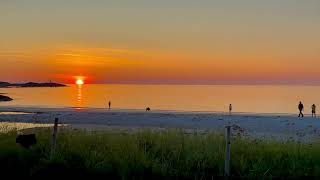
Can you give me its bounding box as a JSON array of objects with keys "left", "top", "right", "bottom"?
[{"left": 0, "top": 128, "right": 320, "bottom": 179}]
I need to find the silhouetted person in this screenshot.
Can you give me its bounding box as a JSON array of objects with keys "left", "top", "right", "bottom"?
[
  {"left": 108, "top": 101, "right": 111, "bottom": 109},
  {"left": 146, "top": 107, "right": 151, "bottom": 111},
  {"left": 229, "top": 104, "right": 232, "bottom": 115},
  {"left": 312, "top": 104, "right": 316, "bottom": 117},
  {"left": 298, "top": 101, "right": 304, "bottom": 117}
]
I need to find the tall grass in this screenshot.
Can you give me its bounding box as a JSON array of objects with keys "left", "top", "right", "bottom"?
[{"left": 1, "top": 127, "right": 320, "bottom": 178}]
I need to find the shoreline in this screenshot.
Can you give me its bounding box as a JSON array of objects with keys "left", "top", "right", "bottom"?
[
  {"left": 0, "top": 105, "right": 303, "bottom": 116},
  {"left": 0, "top": 106, "right": 320, "bottom": 142}
]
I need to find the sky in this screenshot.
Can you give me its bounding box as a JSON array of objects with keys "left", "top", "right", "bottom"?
[{"left": 1, "top": 0, "right": 320, "bottom": 84}]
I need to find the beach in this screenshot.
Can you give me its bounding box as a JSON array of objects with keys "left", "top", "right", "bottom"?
[{"left": 0, "top": 106, "right": 319, "bottom": 142}]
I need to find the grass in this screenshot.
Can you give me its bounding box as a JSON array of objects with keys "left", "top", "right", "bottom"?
[{"left": 1, "top": 127, "right": 320, "bottom": 179}]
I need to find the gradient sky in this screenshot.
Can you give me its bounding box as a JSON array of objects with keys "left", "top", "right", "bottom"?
[{"left": 1, "top": 0, "right": 320, "bottom": 84}]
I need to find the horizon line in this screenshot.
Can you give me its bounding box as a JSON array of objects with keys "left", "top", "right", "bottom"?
[
  {"left": 53, "top": 81, "right": 320, "bottom": 86},
  {"left": 3, "top": 80, "right": 320, "bottom": 86}
]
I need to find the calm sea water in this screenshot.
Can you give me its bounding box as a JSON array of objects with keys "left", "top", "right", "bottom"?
[{"left": 0, "top": 84, "right": 319, "bottom": 114}]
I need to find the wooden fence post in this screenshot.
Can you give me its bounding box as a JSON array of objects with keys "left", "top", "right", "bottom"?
[
  {"left": 50, "top": 118, "right": 59, "bottom": 160},
  {"left": 225, "top": 125, "right": 231, "bottom": 177}
]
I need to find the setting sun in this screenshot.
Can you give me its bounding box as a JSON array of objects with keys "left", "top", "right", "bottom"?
[{"left": 76, "top": 79, "right": 84, "bottom": 85}]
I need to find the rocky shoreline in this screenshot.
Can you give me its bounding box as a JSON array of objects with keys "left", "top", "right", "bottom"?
[{"left": 0, "top": 95, "right": 13, "bottom": 101}]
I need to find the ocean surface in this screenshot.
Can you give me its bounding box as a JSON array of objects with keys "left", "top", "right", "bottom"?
[{"left": 0, "top": 84, "right": 319, "bottom": 114}]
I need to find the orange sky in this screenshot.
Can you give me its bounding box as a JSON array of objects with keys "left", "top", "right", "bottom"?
[{"left": 1, "top": 1, "right": 320, "bottom": 84}]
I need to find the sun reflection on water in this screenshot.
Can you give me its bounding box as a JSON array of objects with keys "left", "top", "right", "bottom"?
[{"left": 76, "top": 84, "right": 83, "bottom": 108}]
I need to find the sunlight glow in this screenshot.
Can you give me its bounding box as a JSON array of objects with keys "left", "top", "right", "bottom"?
[{"left": 76, "top": 79, "right": 84, "bottom": 85}]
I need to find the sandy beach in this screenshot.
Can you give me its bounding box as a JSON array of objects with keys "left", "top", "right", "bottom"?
[{"left": 0, "top": 106, "right": 319, "bottom": 142}]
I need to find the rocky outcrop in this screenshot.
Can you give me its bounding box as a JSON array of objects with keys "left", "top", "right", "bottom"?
[{"left": 0, "top": 95, "right": 13, "bottom": 101}]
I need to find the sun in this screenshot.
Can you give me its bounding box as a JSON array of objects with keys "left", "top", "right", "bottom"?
[{"left": 76, "top": 79, "right": 84, "bottom": 85}]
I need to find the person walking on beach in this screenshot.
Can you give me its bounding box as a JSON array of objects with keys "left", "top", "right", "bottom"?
[
  {"left": 298, "top": 101, "right": 304, "bottom": 117},
  {"left": 108, "top": 101, "right": 111, "bottom": 110},
  {"left": 312, "top": 104, "right": 316, "bottom": 117},
  {"left": 229, "top": 104, "right": 232, "bottom": 115}
]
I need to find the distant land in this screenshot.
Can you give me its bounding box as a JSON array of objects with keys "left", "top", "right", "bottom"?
[
  {"left": 0, "top": 81, "right": 66, "bottom": 88},
  {"left": 0, "top": 81, "right": 66, "bottom": 101}
]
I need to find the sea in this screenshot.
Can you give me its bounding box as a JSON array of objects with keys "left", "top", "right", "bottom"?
[{"left": 0, "top": 84, "right": 319, "bottom": 114}]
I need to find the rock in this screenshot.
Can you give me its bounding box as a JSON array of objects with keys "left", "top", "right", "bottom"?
[
  {"left": 16, "top": 134, "right": 37, "bottom": 148},
  {"left": 0, "top": 95, "right": 13, "bottom": 101}
]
